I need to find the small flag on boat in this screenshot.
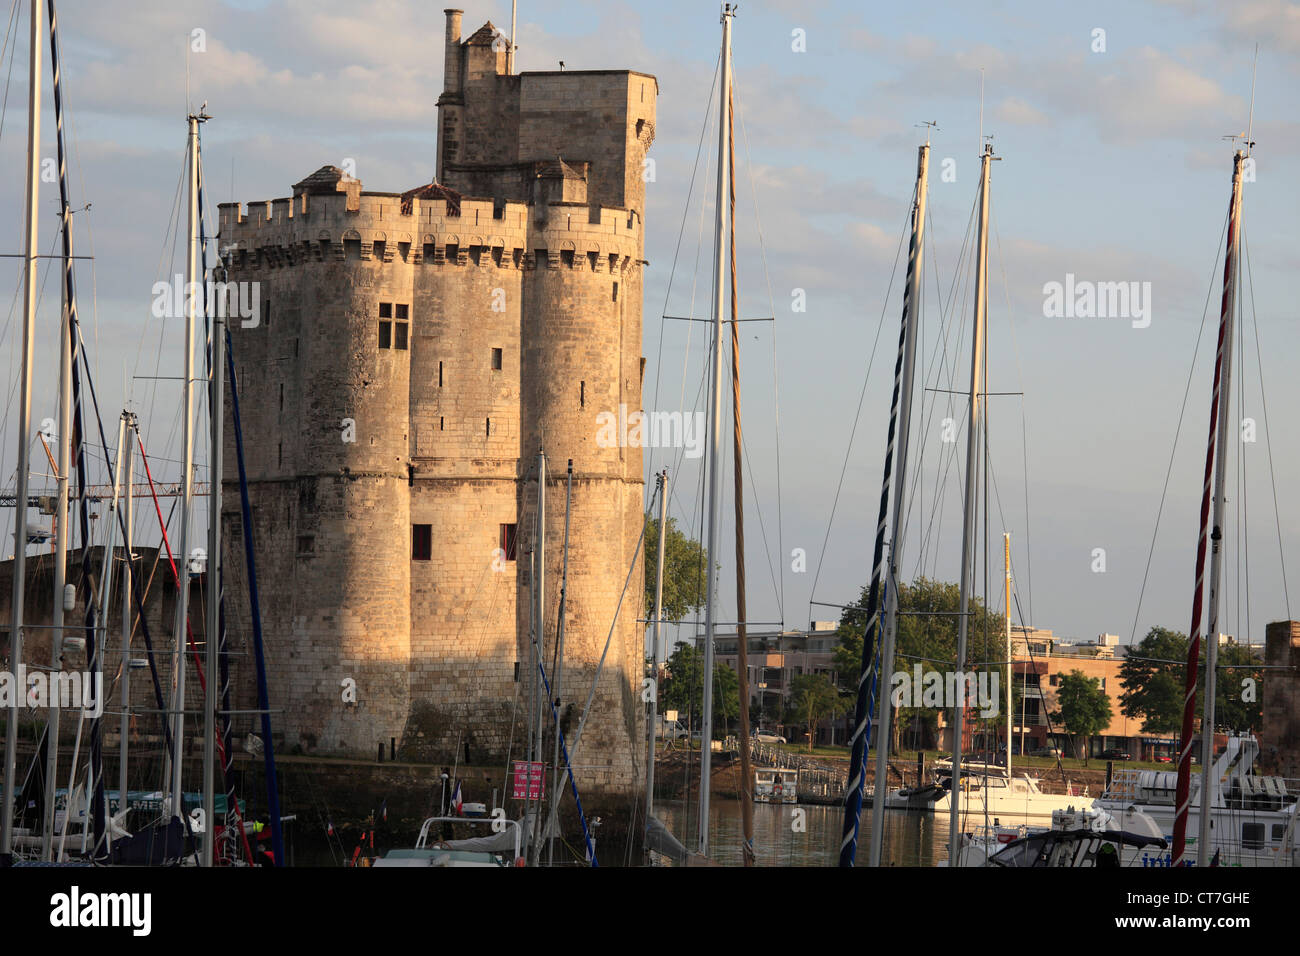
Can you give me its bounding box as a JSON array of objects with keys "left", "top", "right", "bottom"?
[
  {"left": 451, "top": 780, "right": 463, "bottom": 816},
  {"left": 327, "top": 820, "right": 334, "bottom": 836},
  {"left": 380, "top": 799, "right": 387, "bottom": 822}
]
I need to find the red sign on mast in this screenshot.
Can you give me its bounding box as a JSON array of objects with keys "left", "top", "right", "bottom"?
[{"left": 511, "top": 760, "right": 546, "bottom": 800}]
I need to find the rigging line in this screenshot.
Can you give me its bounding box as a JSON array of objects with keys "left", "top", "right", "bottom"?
[
  {"left": 0, "top": 0, "right": 18, "bottom": 149},
  {"left": 663, "top": 365, "right": 710, "bottom": 523},
  {"left": 656, "top": 118, "right": 717, "bottom": 521},
  {"left": 1235, "top": 236, "right": 1247, "bottom": 648},
  {"left": 0, "top": 0, "right": 18, "bottom": 151},
  {"left": 1013, "top": 587, "right": 1069, "bottom": 789},
  {"left": 132, "top": 140, "right": 188, "bottom": 408},
  {"left": 734, "top": 70, "right": 785, "bottom": 622},
  {"left": 1127, "top": 206, "right": 1230, "bottom": 645},
  {"left": 659, "top": 326, "right": 712, "bottom": 502},
  {"left": 910, "top": 190, "right": 978, "bottom": 577},
  {"left": 990, "top": 213, "right": 1033, "bottom": 624},
  {"left": 0, "top": 229, "right": 61, "bottom": 428},
  {"left": 807, "top": 200, "right": 912, "bottom": 607},
  {"left": 898, "top": 199, "right": 956, "bottom": 585},
  {"left": 909, "top": 197, "right": 972, "bottom": 580},
  {"left": 0, "top": 237, "right": 64, "bottom": 559},
  {"left": 738, "top": 406, "right": 781, "bottom": 614},
  {"left": 913, "top": 191, "right": 980, "bottom": 582},
  {"left": 647, "top": 51, "right": 719, "bottom": 496},
  {"left": 542, "top": 481, "right": 658, "bottom": 853},
  {"left": 1240, "top": 229, "right": 1290, "bottom": 619}
]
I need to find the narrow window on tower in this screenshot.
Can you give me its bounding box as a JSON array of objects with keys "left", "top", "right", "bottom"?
[
  {"left": 395, "top": 303, "right": 409, "bottom": 350},
  {"left": 499, "top": 523, "right": 518, "bottom": 561},
  {"left": 439, "top": 416, "right": 444, "bottom": 431},
  {"left": 378, "top": 302, "right": 392, "bottom": 349},
  {"left": 491, "top": 348, "right": 502, "bottom": 371},
  {"left": 612, "top": 281, "right": 619, "bottom": 301},
  {"left": 580, "top": 381, "right": 585, "bottom": 408},
  {"left": 412, "top": 523, "right": 432, "bottom": 561},
  {"left": 279, "top": 383, "right": 284, "bottom": 411},
  {"left": 486, "top": 417, "right": 491, "bottom": 437},
  {"left": 439, "top": 361, "right": 444, "bottom": 387}
]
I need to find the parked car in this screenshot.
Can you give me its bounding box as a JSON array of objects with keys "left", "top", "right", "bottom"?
[
  {"left": 1099, "top": 748, "right": 1132, "bottom": 761},
  {"left": 752, "top": 729, "right": 787, "bottom": 744},
  {"left": 1029, "top": 746, "right": 1063, "bottom": 758}
]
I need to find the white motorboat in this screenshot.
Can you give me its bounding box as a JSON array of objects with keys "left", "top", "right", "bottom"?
[{"left": 1093, "top": 734, "right": 1300, "bottom": 867}]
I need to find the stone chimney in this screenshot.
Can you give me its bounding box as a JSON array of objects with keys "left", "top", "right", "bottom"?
[{"left": 437, "top": 9, "right": 465, "bottom": 183}]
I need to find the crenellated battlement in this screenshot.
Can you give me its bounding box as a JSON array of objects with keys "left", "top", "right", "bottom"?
[{"left": 218, "top": 177, "right": 643, "bottom": 273}]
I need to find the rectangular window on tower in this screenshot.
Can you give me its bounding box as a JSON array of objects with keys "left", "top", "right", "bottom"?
[
  {"left": 412, "top": 524, "right": 432, "bottom": 561},
  {"left": 499, "top": 523, "right": 518, "bottom": 561},
  {"left": 491, "top": 348, "right": 502, "bottom": 370},
  {"left": 395, "top": 303, "right": 409, "bottom": 351},
  {"left": 377, "top": 302, "right": 390, "bottom": 350}
]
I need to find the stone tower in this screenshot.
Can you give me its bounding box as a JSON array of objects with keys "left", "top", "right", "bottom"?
[
  {"left": 216, "top": 10, "right": 656, "bottom": 797},
  {"left": 1262, "top": 621, "right": 1300, "bottom": 778}
]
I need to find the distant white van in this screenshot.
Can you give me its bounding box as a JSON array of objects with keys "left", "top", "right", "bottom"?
[{"left": 655, "top": 716, "right": 688, "bottom": 740}]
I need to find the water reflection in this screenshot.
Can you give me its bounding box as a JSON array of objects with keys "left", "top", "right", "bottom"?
[{"left": 655, "top": 800, "right": 948, "bottom": 867}]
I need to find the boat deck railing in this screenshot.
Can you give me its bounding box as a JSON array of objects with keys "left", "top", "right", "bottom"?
[
  {"left": 413, "top": 816, "right": 522, "bottom": 860},
  {"left": 749, "top": 742, "right": 847, "bottom": 802},
  {"left": 1102, "top": 767, "right": 1300, "bottom": 808}
]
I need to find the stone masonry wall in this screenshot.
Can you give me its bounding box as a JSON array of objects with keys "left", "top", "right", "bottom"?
[{"left": 212, "top": 13, "right": 656, "bottom": 797}]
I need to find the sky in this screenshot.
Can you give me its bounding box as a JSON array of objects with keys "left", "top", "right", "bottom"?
[{"left": 0, "top": 0, "right": 1296, "bottom": 660}]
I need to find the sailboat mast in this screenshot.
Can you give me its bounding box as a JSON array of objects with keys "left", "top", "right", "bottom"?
[
  {"left": 698, "top": 2, "right": 733, "bottom": 856},
  {"left": 1174, "top": 149, "right": 1243, "bottom": 865},
  {"left": 863, "top": 142, "right": 929, "bottom": 868},
  {"left": 202, "top": 268, "right": 226, "bottom": 866},
  {"left": 727, "top": 77, "right": 756, "bottom": 867},
  {"left": 118, "top": 416, "right": 134, "bottom": 809},
  {"left": 950, "top": 143, "right": 994, "bottom": 867},
  {"left": 168, "top": 109, "right": 204, "bottom": 812},
  {"left": 87, "top": 413, "right": 129, "bottom": 858},
  {"left": 1, "top": 0, "right": 42, "bottom": 862},
  {"left": 530, "top": 448, "right": 546, "bottom": 865},
  {"left": 644, "top": 469, "right": 666, "bottom": 861},
  {"left": 1198, "top": 151, "right": 1244, "bottom": 865},
  {"left": 547, "top": 459, "right": 572, "bottom": 867},
  {"left": 1004, "top": 532, "right": 1012, "bottom": 776},
  {"left": 43, "top": 184, "right": 73, "bottom": 863}
]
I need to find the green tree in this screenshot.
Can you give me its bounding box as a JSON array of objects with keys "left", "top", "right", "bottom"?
[
  {"left": 788, "top": 673, "right": 846, "bottom": 751},
  {"left": 644, "top": 517, "right": 708, "bottom": 624},
  {"left": 1052, "top": 670, "right": 1112, "bottom": 764},
  {"left": 1215, "top": 642, "right": 1264, "bottom": 732},
  {"left": 1118, "top": 626, "right": 1187, "bottom": 734},
  {"left": 833, "top": 578, "right": 1006, "bottom": 753},
  {"left": 661, "top": 641, "right": 739, "bottom": 735},
  {"left": 1119, "top": 626, "right": 1262, "bottom": 735}
]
